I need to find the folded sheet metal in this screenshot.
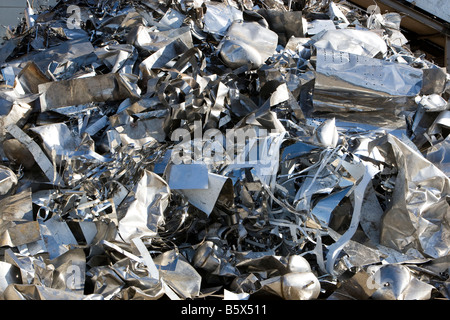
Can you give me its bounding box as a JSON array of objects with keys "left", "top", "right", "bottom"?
[
  {"left": 30, "top": 122, "right": 84, "bottom": 166},
  {"left": 377, "top": 134, "right": 450, "bottom": 259},
  {"left": 315, "top": 48, "right": 423, "bottom": 97},
  {"left": 313, "top": 47, "right": 423, "bottom": 124},
  {"left": 0, "top": 0, "right": 449, "bottom": 302},
  {"left": 307, "top": 19, "right": 336, "bottom": 36},
  {"left": 3, "top": 284, "right": 104, "bottom": 300},
  {"left": 218, "top": 21, "right": 278, "bottom": 70},
  {"left": 257, "top": 9, "right": 304, "bottom": 46},
  {"left": 2, "top": 37, "right": 96, "bottom": 69},
  {"left": 39, "top": 217, "right": 79, "bottom": 259},
  {"left": 368, "top": 264, "right": 435, "bottom": 300},
  {"left": 6, "top": 124, "right": 63, "bottom": 185},
  {"left": 313, "top": 29, "right": 388, "bottom": 58},
  {"left": 203, "top": 1, "right": 243, "bottom": 37},
  {"left": 0, "top": 261, "right": 21, "bottom": 298},
  {"left": 38, "top": 73, "right": 140, "bottom": 111},
  {"left": 138, "top": 26, "right": 194, "bottom": 75},
  {"left": 0, "top": 165, "right": 18, "bottom": 195},
  {"left": 117, "top": 170, "right": 170, "bottom": 243},
  {"left": 16, "top": 61, "right": 51, "bottom": 94},
  {"left": 0, "top": 102, "right": 32, "bottom": 142},
  {"left": 153, "top": 249, "right": 202, "bottom": 299},
  {"left": 114, "top": 117, "right": 167, "bottom": 146}
]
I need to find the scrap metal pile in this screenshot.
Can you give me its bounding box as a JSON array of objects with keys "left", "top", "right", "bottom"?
[{"left": 0, "top": 0, "right": 449, "bottom": 300}]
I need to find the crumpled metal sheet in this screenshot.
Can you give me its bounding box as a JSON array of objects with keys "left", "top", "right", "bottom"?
[
  {"left": 376, "top": 134, "right": 450, "bottom": 259},
  {"left": 316, "top": 48, "right": 423, "bottom": 97},
  {"left": 313, "top": 29, "right": 388, "bottom": 58},
  {"left": 203, "top": 1, "right": 243, "bottom": 37},
  {"left": 38, "top": 73, "right": 140, "bottom": 111},
  {"left": 0, "top": 0, "right": 449, "bottom": 301},
  {"left": 117, "top": 170, "right": 170, "bottom": 243},
  {"left": 218, "top": 21, "right": 278, "bottom": 70}
]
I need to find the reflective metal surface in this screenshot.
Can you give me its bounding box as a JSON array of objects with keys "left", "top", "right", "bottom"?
[{"left": 0, "top": 0, "right": 448, "bottom": 301}]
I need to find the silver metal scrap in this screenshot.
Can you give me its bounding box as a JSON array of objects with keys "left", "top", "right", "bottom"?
[{"left": 0, "top": 0, "right": 448, "bottom": 301}]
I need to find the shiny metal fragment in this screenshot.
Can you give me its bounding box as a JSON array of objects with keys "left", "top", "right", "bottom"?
[
  {"left": 378, "top": 135, "right": 450, "bottom": 259},
  {"left": 203, "top": 1, "right": 243, "bottom": 37},
  {"left": 313, "top": 48, "right": 423, "bottom": 122},
  {"left": 168, "top": 163, "right": 209, "bottom": 190},
  {"left": 0, "top": 0, "right": 448, "bottom": 302},
  {"left": 0, "top": 261, "right": 21, "bottom": 299},
  {"left": 38, "top": 73, "right": 140, "bottom": 111},
  {"left": 117, "top": 170, "right": 170, "bottom": 242},
  {"left": 219, "top": 21, "right": 278, "bottom": 70},
  {"left": 3, "top": 284, "right": 103, "bottom": 300},
  {"left": 0, "top": 165, "right": 18, "bottom": 195},
  {"left": 179, "top": 172, "right": 233, "bottom": 216},
  {"left": 281, "top": 272, "right": 321, "bottom": 300},
  {"left": 369, "top": 264, "right": 435, "bottom": 300},
  {"left": 2, "top": 139, "right": 35, "bottom": 169},
  {"left": 154, "top": 249, "right": 202, "bottom": 299},
  {"left": 260, "top": 270, "right": 321, "bottom": 300},
  {"left": 8, "top": 221, "right": 41, "bottom": 247},
  {"left": 313, "top": 29, "right": 388, "bottom": 58},
  {"left": 6, "top": 124, "right": 63, "bottom": 184}
]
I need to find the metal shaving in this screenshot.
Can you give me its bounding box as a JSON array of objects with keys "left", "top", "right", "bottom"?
[{"left": 0, "top": 0, "right": 449, "bottom": 301}]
